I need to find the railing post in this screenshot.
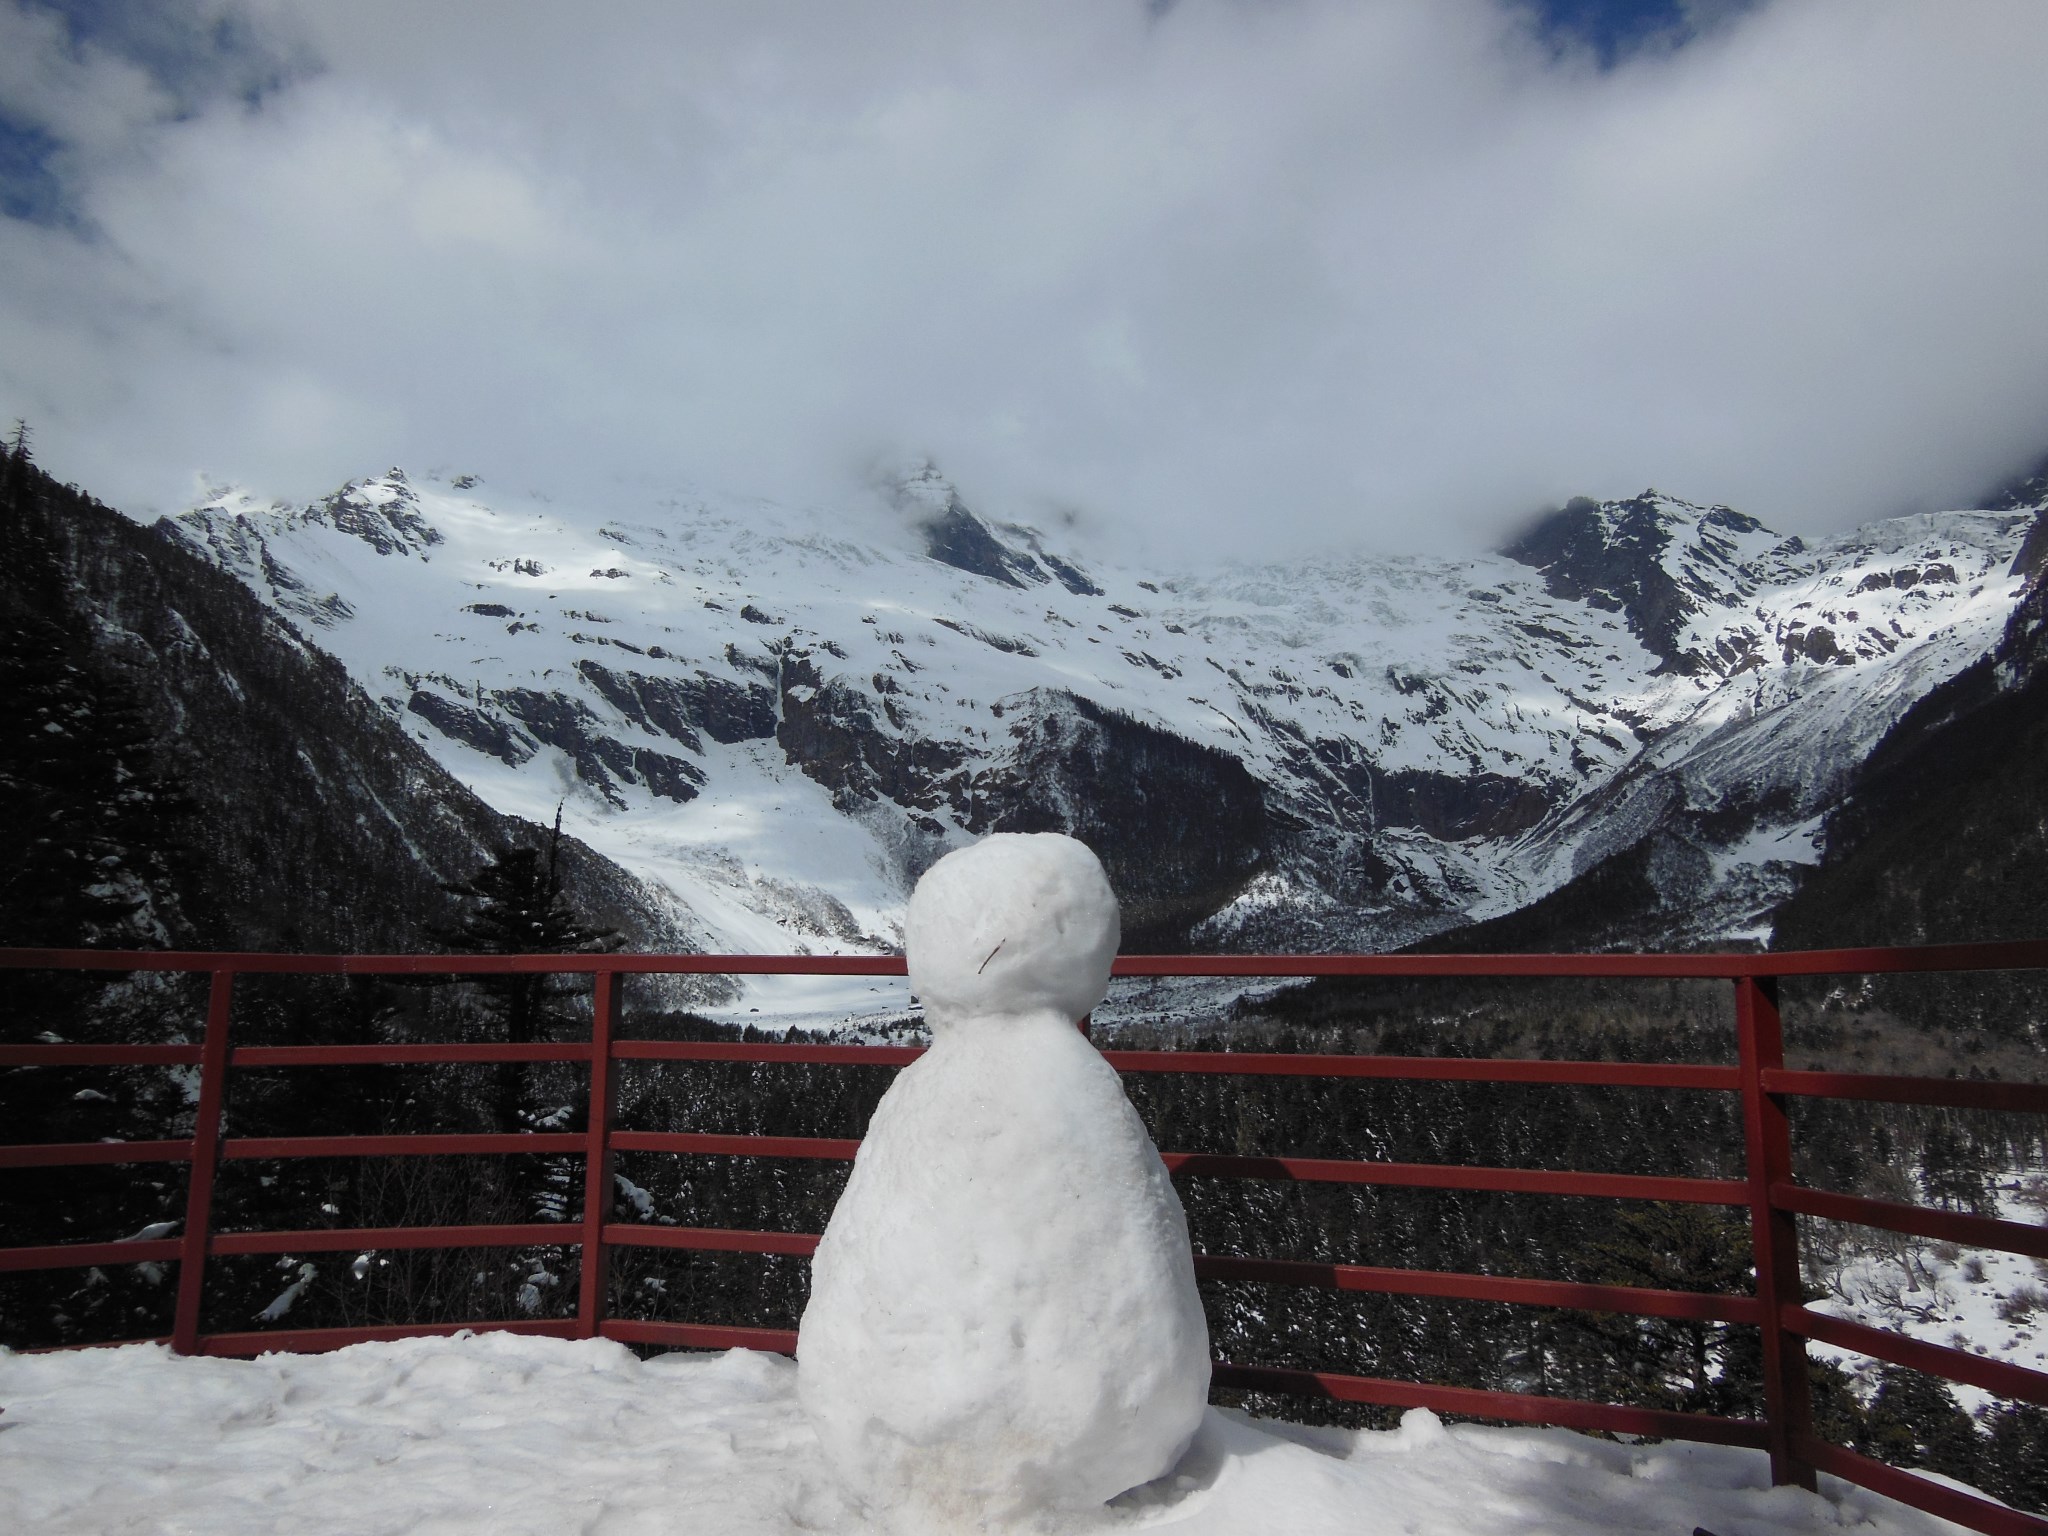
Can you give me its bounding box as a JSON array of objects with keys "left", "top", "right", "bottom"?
[
  {"left": 1736, "top": 973, "right": 1816, "bottom": 1491},
  {"left": 172, "top": 968, "right": 235, "bottom": 1355},
  {"left": 577, "top": 965, "right": 620, "bottom": 1338}
]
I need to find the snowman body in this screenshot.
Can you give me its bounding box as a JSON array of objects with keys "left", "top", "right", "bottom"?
[{"left": 796, "top": 834, "right": 1209, "bottom": 1531}]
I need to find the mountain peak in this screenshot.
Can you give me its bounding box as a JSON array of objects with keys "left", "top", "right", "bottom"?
[
  {"left": 1501, "top": 493, "right": 1777, "bottom": 675},
  {"left": 309, "top": 470, "right": 442, "bottom": 559},
  {"left": 1981, "top": 446, "right": 2048, "bottom": 514},
  {"left": 883, "top": 464, "right": 1053, "bottom": 591}
]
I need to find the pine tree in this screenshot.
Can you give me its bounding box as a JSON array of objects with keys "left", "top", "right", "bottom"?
[
  {"left": 0, "top": 436, "right": 201, "bottom": 1346},
  {"left": 1917, "top": 1117, "right": 1996, "bottom": 1215},
  {"left": 430, "top": 806, "right": 620, "bottom": 1132},
  {"left": 421, "top": 808, "right": 623, "bottom": 1315},
  {"left": 1980, "top": 1402, "right": 2048, "bottom": 1514},
  {"left": 1861, "top": 1363, "right": 1983, "bottom": 1483},
  {"left": 1540, "top": 1202, "right": 1759, "bottom": 1413},
  {"left": 0, "top": 428, "right": 190, "bottom": 949},
  {"left": 3, "top": 419, "right": 29, "bottom": 491}
]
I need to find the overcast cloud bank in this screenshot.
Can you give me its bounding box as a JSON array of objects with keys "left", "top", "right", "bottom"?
[{"left": 2, "top": 0, "right": 2045, "bottom": 558}]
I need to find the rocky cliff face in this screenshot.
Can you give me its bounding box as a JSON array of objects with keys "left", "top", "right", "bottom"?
[{"left": 152, "top": 459, "right": 2044, "bottom": 986}]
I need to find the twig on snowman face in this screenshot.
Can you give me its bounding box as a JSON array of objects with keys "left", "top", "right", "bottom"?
[{"left": 978, "top": 939, "right": 1006, "bottom": 975}]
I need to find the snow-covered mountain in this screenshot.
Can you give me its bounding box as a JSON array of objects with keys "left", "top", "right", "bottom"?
[
  {"left": 162, "top": 464, "right": 2042, "bottom": 989},
  {"left": 1, "top": 456, "right": 709, "bottom": 983}
]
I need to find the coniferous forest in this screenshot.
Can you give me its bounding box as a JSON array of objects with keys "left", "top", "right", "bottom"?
[{"left": 2, "top": 439, "right": 2045, "bottom": 1516}]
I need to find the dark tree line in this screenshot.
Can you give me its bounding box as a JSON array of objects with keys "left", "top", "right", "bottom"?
[{"left": 0, "top": 420, "right": 199, "bottom": 954}]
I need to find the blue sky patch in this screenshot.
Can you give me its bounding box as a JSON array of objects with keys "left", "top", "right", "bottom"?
[
  {"left": 1519, "top": 0, "right": 1737, "bottom": 67},
  {"left": 0, "top": 0, "right": 303, "bottom": 227},
  {"left": 0, "top": 110, "right": 65, "bottom": 225}
]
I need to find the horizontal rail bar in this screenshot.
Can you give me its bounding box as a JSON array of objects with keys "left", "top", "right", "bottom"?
[
  {"left": 607, "top": 1133, "right": 1748, "bottom": 1203},
  {"left": 614, "top": 1041, "right": 922, "bottom": 1067},
  {"left": 1784, "top": 1306, "right": 2048, "bottom": 1406},
  {"left": 610, "top": 1131, "right": 862, "bottom": 1160},
  {"left": 1164, "top": 1153, "right": 1750, "bottom": 1204},
  {"left": 1211, "top": 1363, "right": 1771, "bottom": 1447},
  {"left": 1772, "top": 1182, "right": 2048, "bottom": 1259},
  {"left": 231, "top": 1043, "right": 595, "bottom": 1067},
  {"left": 1194, "top": 1255, "right": 1764, "bottom": 1322},
  {"left": 1106, "top": 1051, "right": 1739, "bottom": 1088},
  {"left": 221, "top": 1133, "right": 587, "bottom": 1161},
  {"left": 1760, "top": 1068, "right": 2048, "bottom": 1114},
  {"left": 0, "top": 1238, "right": 183, "bottom": 1274},
  {"left": 0, "top": 950, "right": 909, "bottom": 976},
  {"left": 604, "top": 1223, "right": 821, "bottom": 1257},
  {"left": 586, "top": 1225, "right": 1767, "bottom": 1327},
  {"left": 18, "top": 1227, "right": 1764, "bottom": 1337},
  {"left": 1113, "top": 940, "right": 2048, "bottom": 979},
  {"left": 0, "top": 1044, "right": 203, "bottom": 1067},
  {"left": 599, "top": 1318, "right": 801, "bottom": 1353},
  {"left": 8, "top": 936, "right": 2048, "bottom": 978},
  {"left": 0, "top": 1139, "right": 193, "bottom": 1168},
  {"left": 196, "top": 1319, "right": 583, "bottom": 1357},
  {"left": 616, "top": 1040, "right": 1737, "bottom": 1090},
  {"left": 1792, "top": 1433, "right": 2048, "bottom": 1536},
  {"left": 208, "top": 1224, "right": 572, "bottom": 1257}
]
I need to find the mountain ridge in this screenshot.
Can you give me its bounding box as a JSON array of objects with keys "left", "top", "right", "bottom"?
[
  {"left": 0, "top": 452, "right": 719, "bottom": 990},
  {"left": 155, "top": 464, "right": 2045, "bottom": 1000}
]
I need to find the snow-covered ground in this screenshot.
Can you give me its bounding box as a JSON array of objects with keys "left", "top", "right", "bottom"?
[
  {"left": 0, "top": 1332, "right": 2000, "bottom": 1535},
  {"left": 1808, "top": 1172, "right": 2048, "bottom": 1415}
]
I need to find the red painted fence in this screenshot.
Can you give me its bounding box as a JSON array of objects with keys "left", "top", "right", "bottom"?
[{"left": 3, "top": 942, "right": 2047, "bottom": 1535}]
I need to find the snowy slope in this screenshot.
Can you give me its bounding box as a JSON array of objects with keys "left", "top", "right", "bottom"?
[
  {"left": 1807, "top": 1171, "right": 2048, "bottom": 1416},
  {"left": 0, "top": 1333, "right": 1993, "bottom": 1535},
  {"left": 162, "top": 467, "right": 2038, "bottom": 1004}
]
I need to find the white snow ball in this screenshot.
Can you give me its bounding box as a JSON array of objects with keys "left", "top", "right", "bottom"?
[{"left": 904, "top": 832, "right": 1119, "bottom": 1029}]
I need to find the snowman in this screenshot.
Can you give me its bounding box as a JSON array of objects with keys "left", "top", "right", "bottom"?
[{"left": 796, "top": 833, "right": 1211, "bottom": 1533}]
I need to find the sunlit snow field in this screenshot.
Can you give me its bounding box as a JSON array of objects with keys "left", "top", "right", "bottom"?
[
  {"left": 170, "top": 471, "right": 2035, "bottom": 1003},
  {"left": 0, "top": 1333, "right": 1991, "bottom": 1535}
]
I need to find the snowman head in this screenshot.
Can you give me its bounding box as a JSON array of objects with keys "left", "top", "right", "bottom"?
[{"left": 905, "top": 833, "right": 1121, "bottom": 1030}]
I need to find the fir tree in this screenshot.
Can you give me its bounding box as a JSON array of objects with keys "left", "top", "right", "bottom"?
[
  {"left": 3, "top": 418, "right": 30, "bottom": 494},
  {"left": 1980, "top": 1402, "right": 2048, "bottom": 1513},
  {"left": 1861, "top": 1363, "right": 1983, "bottom": 1484},
  {"left": 1917, "top": 1117, "right": 1996, "bottom": 1215},
  {"left": 1540, "top": 1201, "right": 1760, "bottom": 1414},
  {"left": 0, "top": 430, "right": 189, "bottom": 949},
  {"left": 430, "top": 805, "right": 620, "bottom": 1132}
]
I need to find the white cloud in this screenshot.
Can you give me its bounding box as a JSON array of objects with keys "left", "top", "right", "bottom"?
[{"left": 2, "top": 0, "right": 2046, "bottom": 559}]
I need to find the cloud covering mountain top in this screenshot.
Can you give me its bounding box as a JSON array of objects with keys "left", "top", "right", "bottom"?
[{"left": 3, "top": 0, "right": 2047, "bottom": 558}]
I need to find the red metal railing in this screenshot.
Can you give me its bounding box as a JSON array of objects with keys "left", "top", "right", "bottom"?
[{"left": 3, "top": 942, "right": 2047, "bottom": 1535}]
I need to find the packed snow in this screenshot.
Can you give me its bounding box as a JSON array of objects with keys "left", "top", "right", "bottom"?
[
  {"left": 0, "top": 1332, "right": 1996, "bottom": 1535},
  {"left": 899, "top": 832, "right": 1125, "bottom": 1027},
  {"left": 798, "top": 836, "right": 1210, "bottom": 1531}
]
